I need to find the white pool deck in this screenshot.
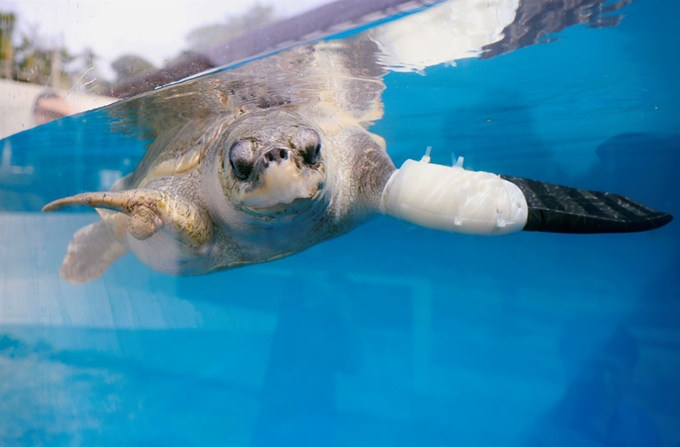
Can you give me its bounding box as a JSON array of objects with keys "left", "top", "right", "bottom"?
[{"left": 0, "top": 78, "right": 117, "bottom": 140}]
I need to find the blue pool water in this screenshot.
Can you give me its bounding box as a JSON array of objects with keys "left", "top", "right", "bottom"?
[{"left": 1, "top": 1, "right": 679, "bottom": 446}]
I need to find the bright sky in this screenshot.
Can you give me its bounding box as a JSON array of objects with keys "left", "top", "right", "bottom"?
[{"left": 1, "top": 0, "right": 332, "bottom": 80}]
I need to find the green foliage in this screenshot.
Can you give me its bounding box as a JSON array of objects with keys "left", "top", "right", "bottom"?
[
  {"left": 0, "top": 12, "right": 16, "bottom": 57},
  {"left": 13, "top": 33, "right": 76, "bottom": 87},
  {"left": 0, "top": 4, "right": 280, "bottom": 91},
  {"left": 0, "top": 12, "right": 16, "bottom": 78},
  {"left": 0, "top": 10, "right": 81, "bottom": 88},
  {"left": 111, "top": 54, "right": 156, "bottom": 83},
  {"left": 0, "top": 9, "right": 106, "bottom": 90},
  {"left": 186, "top": 4, "right": 277, "bottom": 50}
]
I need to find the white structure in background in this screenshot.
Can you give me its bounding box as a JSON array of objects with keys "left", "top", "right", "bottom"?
[{"left": 0, "top": 78, "right": 117, "bottom": 140}]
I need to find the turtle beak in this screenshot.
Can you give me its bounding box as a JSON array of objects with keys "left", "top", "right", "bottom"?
[{"left": 238, "top": 146, "right": 325, "bottom": 211}]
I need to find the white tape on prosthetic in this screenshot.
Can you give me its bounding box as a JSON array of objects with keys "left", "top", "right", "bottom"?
[{"left": 379, "top": 158, "right": 529, "bottom": 236}]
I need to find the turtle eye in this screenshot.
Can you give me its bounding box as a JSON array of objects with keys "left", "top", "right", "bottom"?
[
  {"left": 293, "top": 127, "right": 321, "bottom": 165},
  {"left": 228, "top": 140, "right": 255, "bottom": 180},
  {"left": 304, "top": 141, "right": 321, "bottom": 165}
]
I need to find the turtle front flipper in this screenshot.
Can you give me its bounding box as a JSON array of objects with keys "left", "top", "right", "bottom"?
[
  {"left": 43, "top": 189, "right": 213, "bottom": 253},
  {"left": 379, "top": 158, "right": 672, "bottom": 235}
]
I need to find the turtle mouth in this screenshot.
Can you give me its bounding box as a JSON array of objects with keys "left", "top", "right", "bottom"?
[
  {"left": 236, "top": 157, "right": 326, "bottom": 217},
  {"left": 242, "top": 188, "right": 324, "bottom": 217}
]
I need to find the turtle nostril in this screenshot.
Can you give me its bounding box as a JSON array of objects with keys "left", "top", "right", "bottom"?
[{"left": 264, "top": 148, "right": 289, "bottom": 163}]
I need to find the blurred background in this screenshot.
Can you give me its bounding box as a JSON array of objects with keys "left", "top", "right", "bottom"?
[{"left": 0, "top": 0, "right": 337, "bottom": 138}]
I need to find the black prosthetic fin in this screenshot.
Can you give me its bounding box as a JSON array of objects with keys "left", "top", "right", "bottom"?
[{"left": 500, "top": 175, "right": 673, "bottom": 234}]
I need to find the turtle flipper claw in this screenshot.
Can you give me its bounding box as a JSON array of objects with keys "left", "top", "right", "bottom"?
[{"left": 43, "top": 189, "right": 213, "bottom": 250}]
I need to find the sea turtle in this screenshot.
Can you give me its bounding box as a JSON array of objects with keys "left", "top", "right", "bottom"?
[{"left": 43, "top": 37, "right": 672, "bottom": 284}]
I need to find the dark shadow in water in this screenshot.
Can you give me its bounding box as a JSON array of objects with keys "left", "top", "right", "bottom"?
[
  {"left": 518, "top": 316, "right": 661, "bottom": 447},
  {"left": 611, "top": 135, "right": 680, "bottom": 446},
  {"left": 585, "top": 132, "right": 680, "bottom": 292},
  {"left": 536, "top": 135, "right": 680, "bottom": 446},
  {"left": 442, "top": 93, "right": 567, "bottom": 182},
  {"left": 250, "top": 276, "right": 358, "bottom": 447},
  {"left": 578, "top": 133, "right": 680, "bottom": 219}
]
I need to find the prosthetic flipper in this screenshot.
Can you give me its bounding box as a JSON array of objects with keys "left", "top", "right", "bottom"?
[
  {"left": 380, "top": 158, "right": 672, "bottom": 235},
  {"left": 380, "top": 159, "right": 529, "bottom": 235},
  {"left": 500, "top": 175, "right": 673, "bottom": 234}
]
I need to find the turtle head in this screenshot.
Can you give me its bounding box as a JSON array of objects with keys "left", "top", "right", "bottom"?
[{"left": 219, "top": 110, "right": 326, "bottom": 216}]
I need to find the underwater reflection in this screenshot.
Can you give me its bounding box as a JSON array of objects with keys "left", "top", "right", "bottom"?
[
  {"left": 111, "top": 0, "right": 634, "bottom": 97},
  {"left": 481, "top": 0, "right": 633, "bottom": 59},
  {"left": 0, "top": 334, "right": 126, "bottom": 445},
  {"left": 251, "top": 276, "right": 357, "bottom": 447},
  {"left": 519, "top": 317, "right": 661, "bottom": 447}
]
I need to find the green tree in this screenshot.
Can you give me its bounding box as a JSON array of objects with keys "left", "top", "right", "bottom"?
[
  {"left": 186, "top": 4, "right": 277, "bottom": 50},
  {"left": 111, "top": 54, "right": 156, "bottom": 83},
  {"left": 14, "top": 37, "right": 76, "bottom": 87},
  {"left": 1, "top": 11, "right": 87, "bottom": 89},
  {"left": 0, "top": 11, "right": 16, "bottom": 79},
  {"left": 71, "top": 47, "right": 112, "bottom": 95},
  {"left": 9, "top": 20, "right": 77, "bottom": 88}
]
